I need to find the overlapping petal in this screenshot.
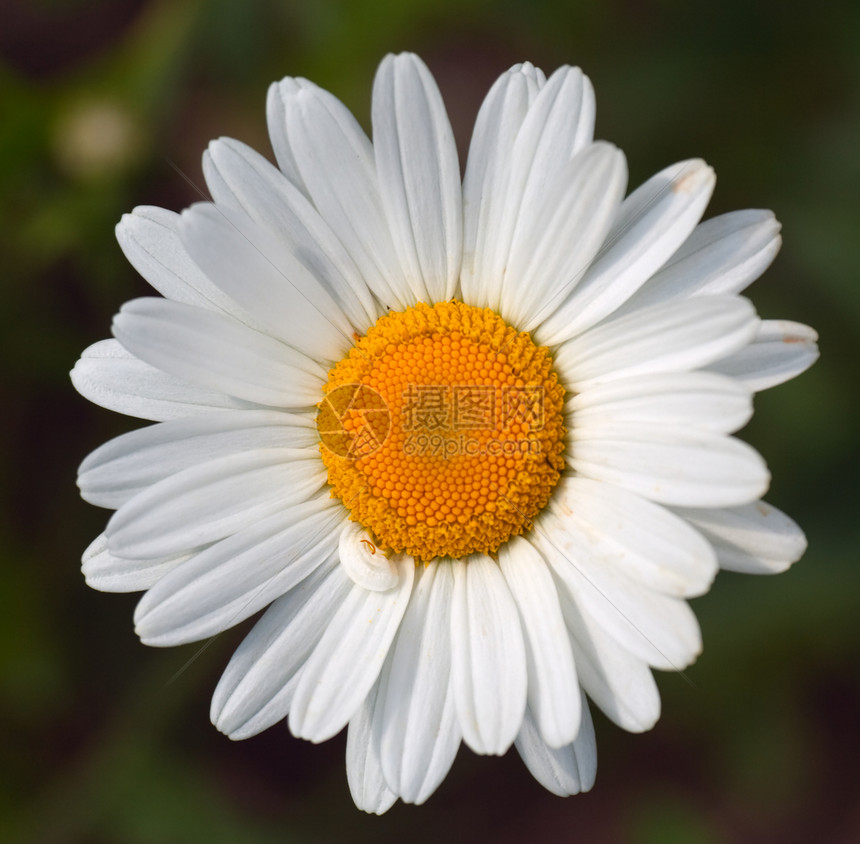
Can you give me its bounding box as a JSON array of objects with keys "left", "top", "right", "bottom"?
[
  {"left": 707, "top": 319, "right": 819, "bottom": 391},
  {"left": 278, "top": 76, "right": 411, "bottom": 309},
  {"left": 106, "top": 448, "right": 326, "bottom": 559},
  {"left": 112, "top": 298, "right": 326, "bottom": 407},
  {"left": 82, "top": 533, "right": 189, "bottom": 593},
  {"left": 372, "top": 563, "right": 461, "bottom": 804},
  {"left": 536, "top": 159, "right": 716, "bottom": 344},
  {"left": 71, "top": 339, "right": 256, "bottom": 421},
  {"left": 464, "top": 65, "right": 596, "bottom": 313},
  {"left": 461, "top": 61, "right": 546, "bottom": 308},
  {"left": 211, "top": 558, "right": 350, "bottom": 739},
  {"left": 78, "top": 409, "right": 316, "bottom": 509},
  {"left": 499, "top": 538, "right": 581, "bottom": 748},
  {"left": 134, "top": 497, "right": 342, "bottom": 646},
  {"left": 553, "top": 295, "right": 759, "bottom": 390},
  {"left": 676, "top": 501, "right": 808, "bottom": 574},
  {"left": 514, "top": 692, "right": 597, "bottom": 797},
  {"left": 203, "top": 137, "right": 379, "bottom": 328},
  {"left": 289, "top": 556, "right": 414, "bottom": 743}
]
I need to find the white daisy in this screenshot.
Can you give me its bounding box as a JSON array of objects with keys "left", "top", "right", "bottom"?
[{"left": 72, "top": 53, "right": 818, "bottom": 812}]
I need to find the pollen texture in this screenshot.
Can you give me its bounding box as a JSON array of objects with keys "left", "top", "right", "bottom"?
[{"left": 316, "top": 301, "right": 566, "bottom": 562}]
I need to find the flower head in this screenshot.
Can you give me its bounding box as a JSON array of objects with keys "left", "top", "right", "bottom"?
[{"left": 73, "top": 53, "right": 818, "bottom": 812}]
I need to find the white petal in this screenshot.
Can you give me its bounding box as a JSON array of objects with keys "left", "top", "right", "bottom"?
[
  {"left": 554, "top": 296, "right": 759, "bottom": 391},
  {"left": 282, "top": 78, "right": 410, "bottom": 309},
  {"left": 106, "top": 448, "right": 325, "bottom": 559},
  {"left": 203, "top": 138, "right": 378, "bottom": 328},
  {"left": 498, "top": 538, "right": 580, "bottom": 748},
  {"left": 570, "top": 371, "right": 753, "bottom": 435},
  {"left": 266, "top": 78, "right": 310, "bottom": 197},
  {"left": 676, "top": 500, "right": 807, "bottom": 574},
  {"left": 112, "top": 297, "right": 326, "bottom": 407},
  {"left": 372, "top": 53, "right": 462, "bottom": 303},
  {"left": 179, "top": 203, "right": 354, "bottom": 361},
  {"left": 211, "top": 558, "right": 350, "bottom": 739},
  {"left": 81, "top": 533, "right": 188, "bottom": 593},
  {"left": 339, "top": 521, "right": 400, "bottom": 592},
  {"left": 537, "top": 159, "right": 716, "bottom": 343},
  {"left": 134, "top": 497, "right": 341, "bottom": 646},
  {"left": 461, "top": 61, "right": 546, "bottom": 308},
  {"left": 116, "top": 206, "right": 255, "bottom": 318},
  {"left": 515, "top": 692, "right": 597, "bottom": 797},
  {"left": 346, "top": 680, "right": 398, "bottom": 815},
  {"left": 450, "top": 555, "right": 527, "bottom": 755},
  {"left": 615, "top": 209, "right": 782, "bottom": 313},
  {"left": 71, "top": 339, "right": 254, "bottom": 421},
  {"left": 78, "top": 410, "right": 316, "bottom": 509},
  {"left": 569, "top": 424, "right": 770, "bottom": 508},
  {"left": 289, "top": 556, "right": 414, "bottom": 743},
  {"left": 504, "top": 142, "right": 627, "bottom": 332},
  {"left": 537, "top": 507, "right": 703, "bottom": 670},
  {"left": 547, "top": 476, "right": 718, "bottom": 598},
  {"left": 479, "top": 66, "right": 597, "bottom": 313},
  {"left": 374, "top": 562, "right": 460, "bottom": 804},
  {"left": 535, "top": 535, "right": 661, "bottom": 732},
  {"left": 707, "top": 319, "right": 819, "bottom": 391}
]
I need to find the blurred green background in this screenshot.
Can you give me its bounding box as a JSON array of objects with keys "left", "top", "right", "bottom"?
[{"left": 2, "top": 0, "right": 858, "bottom": 842}]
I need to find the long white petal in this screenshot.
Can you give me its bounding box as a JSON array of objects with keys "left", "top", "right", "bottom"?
[
  {"left": 676, "top": 500, "right": 808, "bottom": 574},
  {"left": 211, "top": 558, "right": 350, "bottom": 739},
  {"left": 461, "top": 61, "right": 546, "bottom": 308},
  {"left": 266, "top": 78, "right": 310, "bottom": 197},
  {"left": 554, "top": 296, "right": 759, "bottom": 391},
  {"left": 499, "top": 538, "right": 581, "bottom": 748},
  {"left": 535, "top": 534, "right": 661, "bottom": 732},
  {"left": 515, "top": 692, "right": 597, "bottom": 796},
  {"left": 504, "top": 142, "right": 627, "bottom": 331},
  {"left": 203, "top": 137, "right": 378, "bottom": 327},
  {"left": 133, "top": 498, "right": 342, "bottom": 646},
  {"left": 289, "top": 557, "right": 414, "bottom": 743},
  {"left": 569, "top": 424, "right": 770, "bottom": 508},
  {"left": 538, "top": 508, "right": 703, "bottom": 670},
  {"left": 537, "top": 159, "right": 716, "bottom": 343},
  {"left": 112, "top": 297, "right": 325, "bottom": 407},
  {"left": 570, "top": 371, "right": 753, "bottom": 435},
  {"left": 106, "top": 448, "right": 325, "bottom": 559},
  {"left": 179, "top": 203, "right": 354, "bottom": 361},
  {"left": 548, "top": 476, "right": 717, "bottom": 598},
  {"left": 372, "top": 53, "right": 462, "bottom": 303},
  {"left": 81, "top": 533, "right": 188, "bottom": 593},
  {"left": 707, "top": 319, "right": 819, "bottom": 391},
  {"left": 282, "top": 78, "right": 411, "bottom": 309},
  {"left": 78, "top": 410, "right": 316, "bottom": 509},
  {"left": 481, "top": 66, "right": 596, "bottom": 313},
  {"left": 116, "top": 206, "right": 258, "bottom": 321},
  {"left": 375, "top": 562, "right": 460, "bottom": 804},
  {"left": 71, "top": 339, "right": 254, "bottom": 421},
  {"left": 615, "top": 209, "right": 782, "bottom": 313},
  {"left": 450, "top": 555, "right": 527, "bottom": 755},
  {"left": 346, "top": 680, "right": 398, "bottom": 815}
]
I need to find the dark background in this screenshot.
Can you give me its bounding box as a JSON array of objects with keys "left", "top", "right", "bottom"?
[{"left": 2, "top": 1, "right": 858, "bottom": 842}]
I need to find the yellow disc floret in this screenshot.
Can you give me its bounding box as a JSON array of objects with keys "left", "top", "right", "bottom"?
[{"left": 316, "top": 301, "right": 565, "bottom": 562}]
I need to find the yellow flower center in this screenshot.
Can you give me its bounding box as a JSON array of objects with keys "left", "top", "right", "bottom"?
[{"left": 316, "top": 301, "right": 565, "bottom": 562}]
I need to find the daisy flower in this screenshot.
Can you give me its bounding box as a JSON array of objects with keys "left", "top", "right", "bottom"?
[{"left": 72, "top": 53, "right": 818, "bottom": 812}]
